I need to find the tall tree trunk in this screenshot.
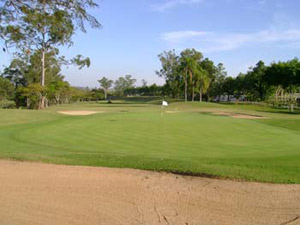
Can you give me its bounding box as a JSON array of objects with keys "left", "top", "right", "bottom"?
[
  {"left": 184, "top": 71, "right": 188, "bottom": 102},
  {"left": 55, "top": 94, "right": 60, "bottom": 105},
  {"left": 104, "top": 89, "right": 107, "bottom": 100},
  {"left": 199, "top": 87, "right": 203, "bottom": 102},
  {"left": 41, "top": 49, "right": 45, "bottom": 87},
  {"left": 27, "top": 98, "right": 30, "bottom": 108},
  {"left": 39, "top": 47, "right": 46, "bottom": 109},
  {"left": 192, "top": 86, "right": 194, "bottom": 102},
  {"left": 189, "top": 71, "right": 194, "bottom": 102},
  {"left": 39, "top": 0, "right": 46, "bottom": 110},
  {"left": 184, "top": 79, "right": 187, "bottom": 102}
]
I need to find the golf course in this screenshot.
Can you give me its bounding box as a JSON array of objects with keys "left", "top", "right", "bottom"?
[
  {"left": 2, "top": 0, "right": 300, "bottom": 224},
  {"left": 1, "top": 99, "right": 299, "bottom": 184}
]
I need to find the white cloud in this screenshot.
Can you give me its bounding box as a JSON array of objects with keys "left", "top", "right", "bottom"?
[
  {"left": 161, "top": 31, "right": 210, "bottom": 43},
  {"left": 160, "top": 28, "right": 300, "bottom": 52},
  {"left": 151, "top": 0, "right": 204, "bottom": 12}
]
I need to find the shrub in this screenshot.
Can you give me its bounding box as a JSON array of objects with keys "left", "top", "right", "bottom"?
[{"left": 0, "top": 100, "right": 16, "bottom": 109}]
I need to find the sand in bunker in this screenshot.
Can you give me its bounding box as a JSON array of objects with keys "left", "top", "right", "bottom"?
[
  {"left": 0, "top": 161, "right": 299, "bottom": 225},
  {"left": 166, "top": 111, "right": 181, "bottom": 113},
  {"left": 58, "top": 111, "right": 102, "bottom": 115},
  {"left": 212, "top": 112, "right": 266, "bottom": 119}
]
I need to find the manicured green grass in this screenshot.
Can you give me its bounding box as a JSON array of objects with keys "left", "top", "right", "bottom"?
[{"left": 0, "top": 100, "right": 300, "bottom": 183}]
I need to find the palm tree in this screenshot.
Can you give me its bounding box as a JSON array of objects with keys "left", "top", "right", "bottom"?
[
  {"left": 178, "top": 58, "right": 191, "bottom": 102},
  {"left": 98, "top": 77, "right": 113, "bottom": 100},
  {"left": 195, "top": 68, "right": 211, "bottom": 102},
  {"left": 179, "top": 49, "right": 202, "bottom": 102}
]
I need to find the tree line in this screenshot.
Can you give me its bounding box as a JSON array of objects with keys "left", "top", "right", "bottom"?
[
  {"left": 2, "top": 47, "right": 299, "bottom": 109},
  {"left": 98, "top": 76, "right": 167, "bottom": 99},
  {"left": 154, "top": 49, "right": 300, "bottom": 107},
  {"left": 1, "top": 1, "right": 300, "bottom": 109}
]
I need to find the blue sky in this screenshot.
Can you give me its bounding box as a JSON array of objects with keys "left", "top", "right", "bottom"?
[{"left": 1, "top": 0, "right": 300, "bottom": 87}]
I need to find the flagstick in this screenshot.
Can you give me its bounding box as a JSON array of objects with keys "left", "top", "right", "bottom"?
[{"left": 161, "top": 100, "right": 168, "bottom": 116}]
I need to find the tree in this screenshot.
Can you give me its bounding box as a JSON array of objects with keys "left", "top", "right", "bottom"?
[
  {"left": 222, "top": 77, "right": 236, "bottom": 101},
  {"left": 90, "top": 88, "right": 104, "bottom": 101},
  {"left": 114, "top": 75, "right": 136, "bottom": 97},
  {"left": 46, "top": 80, "right": 70, "bottom": 105},
  {"left": 20, "top": 83, "right": 45, "bottom": 109},
  {"left": 1, "top": 58, "right": 27, "bottom": 88},
  {"left": 265, "top": 58, "right": 300, "bottom": 89},
  {"left": 141, "top": 79, "right": 147, "bottom": 87},
  {"left": 157, "top": 50, "right": 220, "bottom": 100},
  {"left": 156, "top": 50, "right": 182, "bottom": 98},
  {"left": 215, "top": 63, "right": 227, "bottom": 80},
  {"left": 25, "top": 49, "right": 65, "bottom": 85},
  {"left": 179, "top": 49, "right": 203, "bottom": 102},
  {"left": 208, "top": 63, "right": 226, "bottom": 101},
  {"left": 98, "top": 77, "right": 113, "bottom": 100},
  {"left": 244, "top": 61, "right": 267, "bottom": 100},
  {"left": 2, "top": 48, "right": 67, "bottom": 107},
  {"left": 200, "top": 58, "right": 217, "bottom": 79},
  {"left": 195, "top": 67, "right": 211, "bottom": 102},
  {"left": 234, "top": 73, "right": 246, "bottom": 100},
  {"left": 0, "top": 76, "right": 14, "bottom": 100},
  {"left": 0, "top": 0, "right": 100, "bottom": 109}
]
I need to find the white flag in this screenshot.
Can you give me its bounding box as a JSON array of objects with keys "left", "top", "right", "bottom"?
[{"left": 162, "top": 101, "right": 168, "bottom": 106}]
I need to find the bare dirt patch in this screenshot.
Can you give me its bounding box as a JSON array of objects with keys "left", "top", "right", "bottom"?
[
  {"left": 0, "top": 160, "right": 299, "bottom": 225},
  {"left": 58, "top": 111, "right": 102, "bottom": 116},
  {"left": 212, "top": 111, "right": 266, "bottom": 119}
]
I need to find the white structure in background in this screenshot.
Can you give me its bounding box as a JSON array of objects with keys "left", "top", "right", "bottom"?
[{"left": 162, "top": 101, "right": 168, "bottom": 106}]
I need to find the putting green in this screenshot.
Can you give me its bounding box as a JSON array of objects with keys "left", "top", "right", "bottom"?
[{"left": 0, "top": 101, "right": 300, "bottom": 183}]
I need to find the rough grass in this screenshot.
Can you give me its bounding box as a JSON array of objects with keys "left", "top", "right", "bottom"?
[{"left": 0, "top": 99, "right": 300, "bottom": 183}]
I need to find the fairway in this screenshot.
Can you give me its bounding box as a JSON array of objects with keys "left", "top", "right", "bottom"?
[{"left": 1, "top": 100, "right": 300, "bottom": 183}]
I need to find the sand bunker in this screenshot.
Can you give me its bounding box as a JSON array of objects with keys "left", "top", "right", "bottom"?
[
  {"left": 212, "top": 112, "right": 266, "bottom": 119},
  {"left": 231, "top": 114, "right": 266, "bottom": 119},
  {"left": 166, "top": 111, "right": 181, "bottom": 113},
  {"left": 0, "top": 160, "right": 299, "bottom": 225},
  {"left": 58, "top": 111, "right": 101, "bottom": 116}
]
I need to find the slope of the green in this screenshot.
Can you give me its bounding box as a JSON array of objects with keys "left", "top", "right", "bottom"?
[{"left": 0, "top": 101, "right": 299, "bottom": 183}]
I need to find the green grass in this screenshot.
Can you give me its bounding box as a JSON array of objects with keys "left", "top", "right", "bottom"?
[{"left": 0, "top": 99, "right": 300, "bottom": 183}]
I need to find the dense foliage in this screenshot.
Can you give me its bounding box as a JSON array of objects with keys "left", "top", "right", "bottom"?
[
  {"left": 0, "top": 0, "right": 100, "bottom": 109},
  {"left": 155, "top": 49, "right": 300, "bottom": 110}
]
